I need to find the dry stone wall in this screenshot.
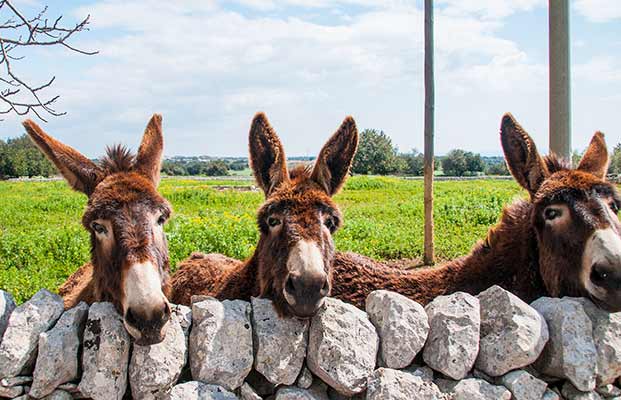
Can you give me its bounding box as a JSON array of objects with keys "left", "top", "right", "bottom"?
[{"left": 0, "top": 285, "right": 619, "bottom": 399}]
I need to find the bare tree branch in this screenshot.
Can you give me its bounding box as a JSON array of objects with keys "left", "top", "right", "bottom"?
[{"left": 0, "top": 0, "right": 97, "bottom": 121}]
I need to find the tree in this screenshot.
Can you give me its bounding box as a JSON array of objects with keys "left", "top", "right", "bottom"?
[
  {"left": 352, "top": 129, "right": 400, "bottom": 175},
  {"left": 441, "top": 149, "right": 467, "bottom": 176},
  {"left": 204, "top": 160, "right": 229, "bottom": 176},
  {"left": 485, "top": 161, "right": 510, "bottom": 176},
  {"left": 399, "top": 149, "right": 425, "bottom": 176},
  {"left": 0, "top": 134, "right": 55, "bottom": 178},
  {"left": 0, "top": 1, "right": 97, "bottom": 121},
  {"left": 442, "top": 149, "right": 485, "bottom": 176}
]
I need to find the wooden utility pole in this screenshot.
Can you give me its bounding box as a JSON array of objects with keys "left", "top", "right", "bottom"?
[
  {"left": 549, "top": 0, "right": 571, "bottom": 161},
  {"left": 423, "top": 0, "right": 435, "bottom": 265}
]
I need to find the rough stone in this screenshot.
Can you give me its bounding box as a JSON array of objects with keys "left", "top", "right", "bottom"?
[
  {"left": 78, "top": 302, "right": 130, "bottom": 400},
  {"left": 575, "top": 298, "right": 621, "bottom": 385},
  {"left": 172, "top": 303, "right": 192, "bottom": 337},
  {"left": 542, "top": 388, "right": 561, "bottom": 400},
  {"left": 129, "top": 312, "right": 188, "bottom": 399},
  {"left": 499, "top": 369, "right": 547, "bottom": 400},
  {"left": 0, "top": 384, "right": 24, "bottom": 397},
  {"left": 1, "top": 375, "right": 32, "bottom": 387},
  {"left": 422, "top": 292, "right": 480, "bottom": 380},
  {"left": 275, "top": 382, "right": 329, "bottom": 400},
  {"left": 240, "top": 382, "right": 262, "bottom": 400},
  {"left": 307, "top": 297, "right": 378, "bottom": 396},
  {"left": 437, "top": 378, "right": 511, "bottom": 400},
  {"left": 406, "top": 366, "right": 434, "bottom": 383},
  {"left": 167, "top": 381, "right": 238, "bottom": 400},
  {"left": 562, "top": 381, "right": 603, "bottom": 400},
  {"left": 190, "top": 298, "right": 252, "bottom": 391},
  {"left": 596, "top": 384, "right": 621, "bottom": 397},
  {"left": 296, "top": 365, "right": 313, "bottom": 389},
  {"left": 251, "top": 297, "right": 308, "bottom": 385},
  {"left": 40, "top": 390, "right": 73, "bottom": 400},
  {"left": 476, "top": 285, "right": 549, "bottom": 376},
  {"left": 531, "top": 297, "right": 597, "bottom": 391},
  {"left": 366, "top": 368, "right": 445, "bottom": 400},
  {"left": 30, "top": 302, "right": 89, "bottom": 398},
  {"left": 0, "top": 289, "right": 63, "bottom": 377},
  {"left": 365, "top": 290, "right": 429, "bottom": 369},
  {"left": 0, "top": 290, "right": 15, "bottom": 340}
]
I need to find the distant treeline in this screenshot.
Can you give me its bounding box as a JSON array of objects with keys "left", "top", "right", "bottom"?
[{"left": 1, "top": 132, "right": 620, "bottom": 179}]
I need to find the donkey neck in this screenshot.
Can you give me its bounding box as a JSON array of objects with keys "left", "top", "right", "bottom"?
[
  {"left": 434, "top": 199, "right": 546, "bottom": 302},
  {"left": 332, "top": 199, "right": 546, "bottom": 307},
  {"left": 214, "top": 254, "right": 261, "bottom": 301}
]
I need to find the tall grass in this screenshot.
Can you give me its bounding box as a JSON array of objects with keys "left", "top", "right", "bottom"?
[{"left": 0, "top": 176, "right": 524, "bottom": 302}]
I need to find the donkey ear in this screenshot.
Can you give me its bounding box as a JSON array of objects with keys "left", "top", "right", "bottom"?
[
  {"left": 577, "top": 132, "right": 609, "bottom": 179},
  {"left": 311, "top": 116, "right": 359, "bottom": 196},
  {"left": 500, "top": 113, "right": 549, "bottom": 196},
  {"left": 23, "top": 120, "right": 103, "bottom": 195},
  {"left": 135, "top": 114, "right": 164, "bottom": 186},
  {"left": 249, "top": 112, "right": 289, "bottom": 196}
]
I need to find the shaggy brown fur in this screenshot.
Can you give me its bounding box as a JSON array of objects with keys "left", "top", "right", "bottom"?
[
  {"left": 171, "top": 113, "right": 358, "bottom": 318},
  {"left": 24, "top": 115, "right": 174, "bottom": 344},
  {"left": 331, "top": 115, "right": 621, "bottom": 311},
  {"left": 172, "top": 113, "right": 621, "bottom": 313}
]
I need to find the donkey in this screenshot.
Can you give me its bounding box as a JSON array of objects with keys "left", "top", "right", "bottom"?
[
  {"left": 329, "top": 113, "right": 621, "bottom": 312},
  {"left": 23, "top": 115, "right": 173, "bottom": 344},
  {"left": 170, "top": 112, "right": 358, "bottom": 318},
  {"left": 172, "top": 113, "right": 621, "bottom": 313}
]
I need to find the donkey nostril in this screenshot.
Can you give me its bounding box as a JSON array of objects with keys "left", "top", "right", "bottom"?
[
  {"left": 320, "top": 278, "right": 330, "bottom": 296},
  {"left": 125, "top": 307, "right": 138, "bottom": 327},
  {"left": 591, "top": 264, "right": 609, "bottom": 284},
  {"left": 285, "top": 276, "right": 296, "bottom": 295},
  {"left": 163, "top": 302, "right": 171, "bottom": 316}
]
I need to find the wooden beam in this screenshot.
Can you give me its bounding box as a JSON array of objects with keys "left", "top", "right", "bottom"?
[
  {"left": 423, "top": 0, "right": 435, "bottom": 265},
  {"left": 549, "top": 0, "right": 571, "bottom": 161}
]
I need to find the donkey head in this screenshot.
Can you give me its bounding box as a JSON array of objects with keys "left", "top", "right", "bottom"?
[
  {"left": 249, "top": 113, "right": 358, "bottom": 318},
  {"left": 501, "top": 113, "right": 621, "bottom": 312},
  {"left": 24, "top": 115, "right": 173, "bottom": 344}
]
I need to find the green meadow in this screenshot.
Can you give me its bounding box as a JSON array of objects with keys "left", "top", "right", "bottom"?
[{"left": 0, "top": 176, "right": 525, "bottom": 303}]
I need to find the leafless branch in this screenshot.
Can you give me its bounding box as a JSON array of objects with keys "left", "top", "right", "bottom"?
[{"left": 0, "top": 0, "right": 97, "bottom": 121}]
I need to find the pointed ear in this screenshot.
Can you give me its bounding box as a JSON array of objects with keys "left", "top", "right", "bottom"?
[
  {"left": 500, "top": 113, "right": 549, "bottom": 196},
  {"left": 135, "top": 114, "right": 164, "bottom": 186},
  {"left": 248, "top": 112, "right": 289, "bottom": 196},
  {"left": 22, "top": 120, "right": 103, "bottom": 195},
  {"left": 311, "top": 116, "right": 359, "bottom": 196},
  {"left": 577, "top": 132, "right": 609, "bottom": 179}
]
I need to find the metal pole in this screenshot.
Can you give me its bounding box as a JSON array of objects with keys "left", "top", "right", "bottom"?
[
  {"left": 549, "top": 0, "right": 571, "bottom": 161},
  {"left": 423, "top": 0, "right": 435, "bottom": 265}
]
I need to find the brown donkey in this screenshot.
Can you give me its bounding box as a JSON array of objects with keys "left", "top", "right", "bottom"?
[
  {"left": 173, "top": 113, "right": 621, "bottom": 313},
  {"left": 24, "top": 115, "right": 173, "bottom": 344},
  {"left": 170, "top": 112, "right": 358, "bottom": 318},
  {"left": 330, "top": 113, "right": 621, "bottom": 312}
]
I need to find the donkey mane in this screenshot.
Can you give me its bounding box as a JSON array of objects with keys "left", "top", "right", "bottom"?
[
  {"left": 289, "top": 163, "right": 314, "bottom": 181},
  {"left": 101, "top": 145, "right": 136, "bottom": 174},
  {"left": 543, "top": 154, "right": 571, "bottom": 173}
]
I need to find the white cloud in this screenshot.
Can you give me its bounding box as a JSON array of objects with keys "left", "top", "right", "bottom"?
[
  {"left": 574, "top": 0, "right": 621, "bottom": 23},
  {"left": 574, "top": 56, "right": 621, "bottom": 83},
  {"left": 437, "top": 0, "right": 544, "bottom": 19},
  {"left": 10, "top": 0, "right": 598, "bottom": 157}
]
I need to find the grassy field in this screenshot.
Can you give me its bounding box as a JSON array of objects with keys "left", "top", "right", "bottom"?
[{"left": 0, "top": 176, "right": 525, "bottom": 303}]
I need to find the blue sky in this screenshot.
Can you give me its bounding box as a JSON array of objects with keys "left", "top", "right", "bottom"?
[{"left": 1, "top": 0, "right": 620, "bottom": 157}]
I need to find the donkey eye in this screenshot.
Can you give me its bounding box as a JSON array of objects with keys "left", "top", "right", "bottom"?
[
  {"left": 91, "top": 222, "right": 107, "bottom": 235},
  {"left": 157, "top": 214, "right": 167, "bottom": 225},
  {"left": 267, "top": 216, "right": 281, "bottom": 228},
  {"left": 324, "top": 217, "right": 336, "bottom": 232},
  {"left": 544, "top": 208, "right": 562, "bottom": 221},
  {"left": 610, "top": 202, "right": 619, "bottom": 214}
]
